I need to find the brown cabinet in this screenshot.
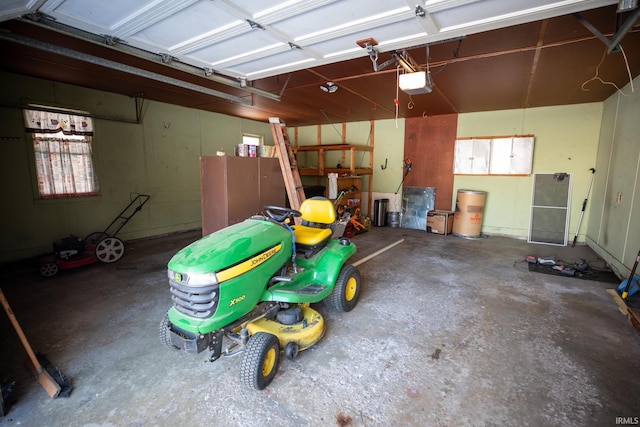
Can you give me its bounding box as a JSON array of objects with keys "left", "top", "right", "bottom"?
[{"left": 200, "top": 156, "right": 285, "bottom": 236}]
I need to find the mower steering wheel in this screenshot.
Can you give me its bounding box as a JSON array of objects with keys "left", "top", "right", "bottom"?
[{"left": 263, "top": 206, "right": 301, "bottom": 223}]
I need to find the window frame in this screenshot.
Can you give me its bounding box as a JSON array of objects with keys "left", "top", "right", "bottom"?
[
  {"left": 24, "top": 108, "right": 100, "bottom": 199},
  {"left": 453, "top": 135, "right": 535, "bottom": 176}
]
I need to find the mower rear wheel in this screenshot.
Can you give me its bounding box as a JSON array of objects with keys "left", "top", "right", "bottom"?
[
  {"left": 95, "top": 237, "right": 125, "bottom": 263},
  {"left": 240, "top": 332, "right": 280, "bottom": 390},
  {"left": 159, "top": 313, "right": 180, "bottom": 351},
  {"left": 326, "top": 264, "right": 361, "bottom": 312}
]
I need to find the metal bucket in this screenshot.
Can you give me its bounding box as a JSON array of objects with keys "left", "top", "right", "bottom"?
[
  {"left": 452, "top": 189, "right": 487, "bottom": 238},
  {"left": 387, "top": 212, "right": 401, "bottom": 228}
]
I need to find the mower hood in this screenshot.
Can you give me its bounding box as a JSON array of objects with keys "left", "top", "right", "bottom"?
[{"left": 168, "top": 218, "right": 292, "bottom": 275}]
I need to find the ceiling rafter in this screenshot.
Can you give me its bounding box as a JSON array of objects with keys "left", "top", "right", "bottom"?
[{"left": 525, "top": 19, "right": 549, "bottom": 107}]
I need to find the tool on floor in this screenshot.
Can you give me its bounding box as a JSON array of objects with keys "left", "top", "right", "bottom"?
[
  {"left": 619, "top": 248, "right": 640, "bottom": 300},
  {"left": 0, "top": 289, "right": 72, "bottom": 398},
  {"left": 538, "top": 256, "right": 556, "bottom": 265},
  {"left": 571, "top": 167, "right": 595, "bottom": 247}
]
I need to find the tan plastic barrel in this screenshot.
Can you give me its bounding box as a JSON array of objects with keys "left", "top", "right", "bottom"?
[{"left": 452, "top": 190, "right": 486, "bottom": 238}]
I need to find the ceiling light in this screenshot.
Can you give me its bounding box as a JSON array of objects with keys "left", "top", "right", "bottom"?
[{"left": 320, "top": 82, "right": 338, "bottom": 93}]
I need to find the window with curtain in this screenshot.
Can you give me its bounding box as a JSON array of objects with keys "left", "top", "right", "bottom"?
[{"left": 24, "top": 109, "right": 99, "bottom": 198}]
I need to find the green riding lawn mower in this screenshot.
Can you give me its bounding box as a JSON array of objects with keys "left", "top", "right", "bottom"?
[{"left": 159, "top": 197, "right": 361, "bottom": 390}]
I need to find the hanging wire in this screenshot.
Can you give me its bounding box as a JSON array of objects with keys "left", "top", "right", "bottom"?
[
  {"left": 432, "top": 39, "right": 462, "bottom": 75},
  {"left": 581, "top": 44, "right": 634, "bottom": 95},
  {"left": 320, "top": 109, "right": 344, "bottom": 140}
]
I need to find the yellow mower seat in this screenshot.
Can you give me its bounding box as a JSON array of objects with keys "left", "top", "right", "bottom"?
[{"left": 293, "top": 197, "right": 336, "bottom": 257}]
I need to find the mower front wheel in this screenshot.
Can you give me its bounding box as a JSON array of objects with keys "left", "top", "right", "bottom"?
[
  {"left": 240, "top": 332, "right": 280, "bottom": 390},
  {"left": 40, "top": 262, "right": 59, "bottom": 277},
  {"left": 326, "top": 264, "right": 361, "bottom": 312},
  {"left": 159, "top": 313, "right": 180, "bottom": 351}
]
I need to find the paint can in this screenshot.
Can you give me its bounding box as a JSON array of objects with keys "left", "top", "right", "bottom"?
[
  {"left": 452, "top": 190, "right": 486, "bottom": 238},
  {"left": 387, "top": 212, "right": 401, "bottom": 228},
  {"left": 235, "top": 144, "right": 247, "bottom": 157}
]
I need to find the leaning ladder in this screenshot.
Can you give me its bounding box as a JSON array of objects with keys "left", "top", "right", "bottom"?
[{"left": 269, "top": 117, "right": 306, "bottom": 211}]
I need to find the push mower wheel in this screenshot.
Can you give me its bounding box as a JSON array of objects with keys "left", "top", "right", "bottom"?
[
  {"left": 240, "top": 332, "right": 280, "bottom": 390},
  {"left": 95, "top": 237, "right": 125, "bottom": 263},
  {"left": 159, "top": 313, "right": 180, "bottom": 351},
  {"left": 40, "top": 262, "right": 59, "bottom": 277},
  {"left": 326, "top": 264, "right": 361, "bottom": 312}
]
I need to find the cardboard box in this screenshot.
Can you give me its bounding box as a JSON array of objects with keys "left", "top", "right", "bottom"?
[{"left": 426, "top": 210, "right": 454, "bottom": 235}]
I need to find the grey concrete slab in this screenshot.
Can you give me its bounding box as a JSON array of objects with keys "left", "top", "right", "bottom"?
[{"left": 0, "top": 227, "right": 638, "bottom": 426}]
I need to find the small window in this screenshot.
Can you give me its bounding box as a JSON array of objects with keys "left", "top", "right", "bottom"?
[
  {"left": 453, "top": 135, "right": 535, "bottom": 175},
  {"left": 24, "top": 109, "right": 99, "bottom": 198},
  {"left": 242, "top": 134, "right": 262, "bottom": 146}
]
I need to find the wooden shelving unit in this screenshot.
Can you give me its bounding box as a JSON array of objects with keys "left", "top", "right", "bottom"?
[
  {"left": 291, "top": 121, "right": 375, "bottom": 214},
  {"left": 295, "top": 144, "right": 373, "bottom": 176}
]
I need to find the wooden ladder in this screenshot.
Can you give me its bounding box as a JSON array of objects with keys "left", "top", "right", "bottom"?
[{"left": 269, "top": 117, "right": 306, "bottom": 211}]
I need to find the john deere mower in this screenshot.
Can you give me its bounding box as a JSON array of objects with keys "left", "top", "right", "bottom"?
[{"left": 159, "top": 197, "right": 361, "bottom": 390}]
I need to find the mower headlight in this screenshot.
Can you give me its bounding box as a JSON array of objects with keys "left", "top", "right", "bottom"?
[
  {"left": 187, "top": 272, "right": 218, "bottom": 286},
  {"left": 167, "top": 269, "right": 218, "bottom": 287}
]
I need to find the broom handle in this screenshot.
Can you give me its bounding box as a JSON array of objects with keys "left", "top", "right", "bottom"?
[{"left": 0, "top": 289, "right": 44, "bottom": 373}]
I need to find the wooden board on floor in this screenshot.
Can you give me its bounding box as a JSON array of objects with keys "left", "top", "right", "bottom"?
[
  {"left": 607, "top": 288, "right": 640, "bottom": 336},
  {"left": 607, "top": 288, "right": 628, "bottom": 315}
]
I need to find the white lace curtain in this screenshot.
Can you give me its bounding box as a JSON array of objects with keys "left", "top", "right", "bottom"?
[{"left": 24, "top": 109, "right": 99, "bottom": 198}]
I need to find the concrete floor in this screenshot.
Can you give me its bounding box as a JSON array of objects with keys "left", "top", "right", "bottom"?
[{"left": 1, "top": 226, "right": 639, "bottom": 427}]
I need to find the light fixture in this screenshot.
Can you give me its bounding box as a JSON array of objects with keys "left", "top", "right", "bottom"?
[
  {"left": 399, "top": 71, "right": 433, "bottom": 95},
  {"left": 320, "top": 82, "right": 338, "bottom": 93}
]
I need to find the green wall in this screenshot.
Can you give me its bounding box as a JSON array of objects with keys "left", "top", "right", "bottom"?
[
  {"left": 455, "top": 103, "right": 603, "bottom": 241},
  {"left": 2, "top": 68, "right": 637, "bottom": 276},
  {"left": 586, "top": 75, "right": 640, "bottom": 278},
  {"left": 295, "top": 105, "right": 605, "bottom": 244},
  {"left": 0, "top": 71, "right": 273, "bottom": 262}
]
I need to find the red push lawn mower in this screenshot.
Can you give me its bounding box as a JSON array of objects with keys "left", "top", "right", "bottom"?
[{"left": 39, "top": 194, "right": 150, "bottom": 277}]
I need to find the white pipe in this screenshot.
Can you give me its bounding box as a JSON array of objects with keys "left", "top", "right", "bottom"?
[{"left": 352, "top": 239, "right": 404, "bottom": 267}]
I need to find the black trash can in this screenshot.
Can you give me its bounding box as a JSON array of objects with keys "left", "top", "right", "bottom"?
[{"left": 373, "top": 198, "right": 389, "bottom": 226}]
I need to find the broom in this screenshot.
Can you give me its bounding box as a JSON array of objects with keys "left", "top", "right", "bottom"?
[{"left": 0, "top": 289, "right": 72, "bottom": 398}]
